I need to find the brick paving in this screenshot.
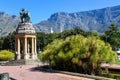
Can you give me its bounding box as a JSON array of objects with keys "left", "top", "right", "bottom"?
[{"left": 0, "top": 65, "right": 93, "bottom": 80}]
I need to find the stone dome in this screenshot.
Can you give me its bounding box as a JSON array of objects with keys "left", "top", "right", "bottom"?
[{"left": 16, "top": 22, "right": 36, "bottom": 34}]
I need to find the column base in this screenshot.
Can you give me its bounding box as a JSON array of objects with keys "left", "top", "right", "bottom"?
[
  {"left": 16, "top": 54, "right": 21, "bottom": 60},
  {"left": 31, "top": 53, "right": 38, "bottom": 60},
  {"left": 24, "top": 54, "right": 29, "bottom": 60}
]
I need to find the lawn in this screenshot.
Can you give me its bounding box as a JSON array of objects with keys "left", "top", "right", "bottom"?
[{"left": 115, "top": 60, "right": 120, "bottom": 64}]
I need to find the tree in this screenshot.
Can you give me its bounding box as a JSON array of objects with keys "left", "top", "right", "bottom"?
[
  {"left": 101, "top": 23, "right": 120, "bottom": 50},
  {"left": 39, "top": 35, "right": 116, "bottom": 75},
  {"left": 36, "top": 32, "right": 46, "bottom": 51},
  {"left": 2, "top": 32, "right": 16, "bottom": 51},
  {"left": 0, "top": 36, "right": 5, "bottom": 50},
  {"left": 58, "top": 29, "right": 74, "bottom": 39},
  {"left": 58, "top": 27, "right": 98, "bottom": 39},
  {"left": 36, "top": 32, "right": 58, "bottom": 51}
]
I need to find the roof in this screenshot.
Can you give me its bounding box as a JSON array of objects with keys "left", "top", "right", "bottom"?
[{"left": 16, "top": 22, "right": 36, "bottom": 34}]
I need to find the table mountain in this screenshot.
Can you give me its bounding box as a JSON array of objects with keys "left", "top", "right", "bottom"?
[
  {"left": 0, "top": 12, "right": 20, "bottom": 36},
  {"left": 0, "top": 5, "right": 120, "bottom": 36},
  {"left": 35, "top": 5, "right": 120, "bottom": 33}
]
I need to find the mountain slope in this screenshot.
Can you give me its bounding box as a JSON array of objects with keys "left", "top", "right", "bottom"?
[
  {"left": 0, "top": 5, "right": 120, "bottom": 36},
  {"left": 0, "top": 12, "right": 20, "bottom": 36},
  {"left": 35, "top": 5, "right": 120, "bottom": 33}
]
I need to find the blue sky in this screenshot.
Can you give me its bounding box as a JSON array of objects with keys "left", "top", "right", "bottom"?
[{"left": 0, "top": 0, "right": 120, "bottom": 24}]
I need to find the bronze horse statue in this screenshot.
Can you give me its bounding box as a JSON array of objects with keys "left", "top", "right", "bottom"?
[{"left": 20, "top": 9, "right": 30, "bottom": 23}]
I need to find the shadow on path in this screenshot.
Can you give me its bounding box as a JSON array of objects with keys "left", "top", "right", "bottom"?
[
  {"left": 29, "top": 65, "right": 112, "bottom": 80},
  {"left": 29, "top": 65, "right": 59, "bottom": 73}
]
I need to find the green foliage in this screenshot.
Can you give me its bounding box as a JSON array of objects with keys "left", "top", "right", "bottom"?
[
  {"left": 101, "top": 23, "right": 120, "bottom": 50},
  {"left": 36, "top": 32, "right": 46, "bottom": 51},
  {"left": 0, "top": 36, "right": 5, "bottom": 50},
  {"left": 1, "top": 31, "right": 16, "bottom": 51},
  {"left": 0, "top": 27, "right": 97, "bottom": 51},
  {"left": 58, "top": 27, "right": 98, "bottom": 39},
  {"left": 0, "top": 50, "right": 15, "bottom": 61},
  {"left": 36, "top": 32, "right": 58, "bottom": 51},
  {"left": 39, "top": 35, "right": 116, "bottom": 75}
]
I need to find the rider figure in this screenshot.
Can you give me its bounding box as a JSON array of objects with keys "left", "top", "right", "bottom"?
[{"left": 20, "top": 9, "right": 30, "bottom": 23}]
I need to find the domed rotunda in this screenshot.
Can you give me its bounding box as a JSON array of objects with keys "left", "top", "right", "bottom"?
[
  {"left": 16, "top": 22, "right": 35, "bottom": 34},
  {"left": 15, "top": 9, "right": 37, "bottom": 61}
]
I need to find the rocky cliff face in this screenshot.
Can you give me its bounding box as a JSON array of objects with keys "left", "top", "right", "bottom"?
[
  {"left": 0, "top": 5, "right": 120, "bottom": 36},
  {"left": 35, "top": 5, "right": 120, "bottom": 33},
  {"left": 0, "top": 12, "right": 20, "bottom": 36}
]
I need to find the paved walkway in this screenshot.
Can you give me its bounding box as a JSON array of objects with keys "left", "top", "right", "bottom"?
[
  {"left": 0, "top": 65, "right": 93, "bottom": 80},
  {"left": 101, "top": 63, "right": 120, "bottom": 69}
]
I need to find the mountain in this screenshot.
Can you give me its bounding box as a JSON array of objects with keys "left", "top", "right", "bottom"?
[
  {"left": 35, "top": 5, "right": 120, "bottom": 33},
  {"left": 0, "top": 12, "right": 20, "bottom": 36},
  {"left": 0, "top": 5, "right": 120, "bottom": 36}
]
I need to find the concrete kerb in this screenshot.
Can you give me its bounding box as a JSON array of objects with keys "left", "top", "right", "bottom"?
[
  {"left": 58, "top": 71, "right": 114, "bottom": 80},
  {"left": 10, "top": 77, "right": 17, "bottom": 80},
  {"left": 39, "top": 67, "right": 115, "bottom": 80}
]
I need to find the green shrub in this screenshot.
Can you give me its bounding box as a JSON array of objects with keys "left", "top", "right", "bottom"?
[
  {"left": 0, "top": 50, "right": 14, "bottom": 61},
  {"left": 39, "top": 35, "right": 117, "bottom": 75}
]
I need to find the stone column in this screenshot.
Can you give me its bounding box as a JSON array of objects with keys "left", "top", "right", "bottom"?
[
  {"left": 34, "top": 37, "right": 37, "bottom": 59},
  {"left": 15, "top": 38, "right": 17, "bottom": 53},
  {"left": 15, "top": 38, "right": 17, "bottom": 60},
  {"left": 24, "top": 37, "right": 28, "bottom": 59},
  {"left": 27, "top": 39, "right": 30, "bottom": 54},
  {"left": 17, "top": 38, "right": 21, "bottom": 60},
  {"left": 32, "top": 37, "right": 34, "bottom": 59}
]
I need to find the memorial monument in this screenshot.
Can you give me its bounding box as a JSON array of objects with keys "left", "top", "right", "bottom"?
[
  {"left": 4, "top": 9, "right": 39, "bottom": 65},
  {"left": 15, "top": 9, "right": 37, "bottom": 60},
  {"left": 12, "top": 9, "right": 38, "bottom": 65}
]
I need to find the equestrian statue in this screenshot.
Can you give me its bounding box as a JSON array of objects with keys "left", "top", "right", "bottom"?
[{"left": 20, "top": 9, "right": 31, "bottom": 23}]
